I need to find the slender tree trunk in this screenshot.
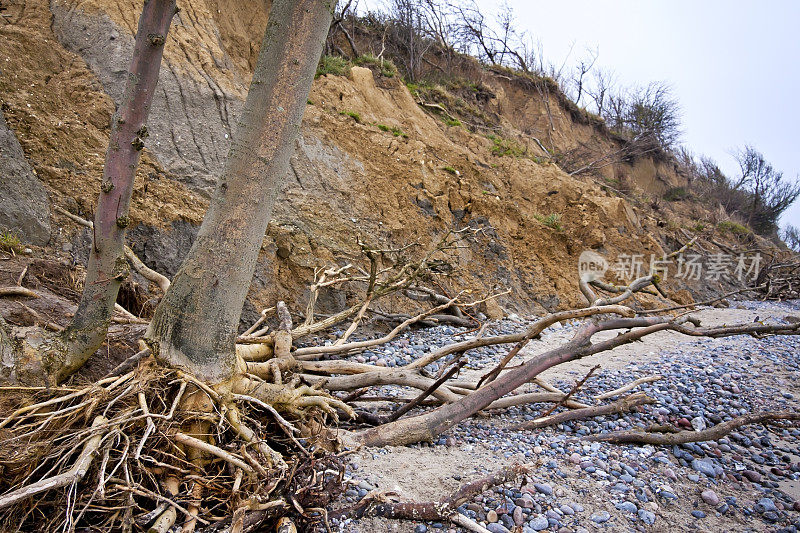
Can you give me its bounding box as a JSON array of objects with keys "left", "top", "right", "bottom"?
[
  {"left": 45, "top": 0, "right": 176, "bottom": 383},
  {"left": 146, "top": 0, "right": 336, "bottom": 383}
]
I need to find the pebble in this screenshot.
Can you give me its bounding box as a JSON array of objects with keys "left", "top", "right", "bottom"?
[
  {"left": 691, "top": 459, "right": 717, "bottom": 478},
  {"left": 756, "top": 498, "right": 778, "bottom": 513},
  {"left": 513, "top": 506, "right": 524, "bottom": 526},
  {"left": 638, "top": 509, "right": 656, "bottom": 525},
  {"left": 691, "top": 416, "right": 707, "bottom": 431},
  {"left": 333, "top": 304, "right": 800, "bottom": 533},
  {"left": 742, "top": 470, "right": 762, "bottom": 483},
  {"left": 701, "top": 490, "right": 720, "bottom": 506},
  {"left": 528, "top": 515, "right": 549, "bottom": 531},
  {"left": 559, "top": 505, "right": 575, "bottom": 516}
]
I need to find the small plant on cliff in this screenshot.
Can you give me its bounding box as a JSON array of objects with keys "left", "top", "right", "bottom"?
[
  {"left": 717, "top": 220, "right": 750, "bottom": 236},
  {"left": 690, "top": 221, "right": 706, "bottom": 232},
  {"left": 375, "top": 123, "right": 408, "bottom": 138},
  {"left": 340, "top": 110, "right": 362, "bottom": 123},
  {"left": 487, "top": 134, "right": 526, "bottom": 157},
  {"left": 663, "top": 186, "right": 689, "bottom": 201},
  {"left": 0, "top": 228, "right": 24, "bottom": 255},
  {"left": 354, "top": 54, "right": 398, "bottom": 77},
  {"left": 534, "top": 213, "right": 564, "bottom": 231},
  {"left": 316, "top": 54, "right": 350, "bottom": 77},
  {"left": 442, "top": 166, "right": 458, "bottom": 175}
]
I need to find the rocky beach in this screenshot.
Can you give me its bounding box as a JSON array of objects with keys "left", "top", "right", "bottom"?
[{"left": 326, "top": 300, "right": 800, "bottom": 532}]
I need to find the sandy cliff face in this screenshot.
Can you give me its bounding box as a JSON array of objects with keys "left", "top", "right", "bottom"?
[{"left": 0, "top": 0, "right": 722, "bottom": 319}]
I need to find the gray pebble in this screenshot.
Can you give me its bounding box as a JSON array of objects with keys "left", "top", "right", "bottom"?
[
  {"left": 486, "top": 523, "right": 511, "bottom": 533},
  {"left": 528, "top": 515, "right": 548, "bottom": 531},
  {"left": 691, "top": 459, "right": 717, "bottom": 478},
  {"left": 638, "top": 508, "right": 656, "bottom": 525}
]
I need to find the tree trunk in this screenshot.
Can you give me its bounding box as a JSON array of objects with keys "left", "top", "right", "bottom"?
[
  {"left": 39, "top": 0, "right": 177, "bottom": 384},
  {"left": 146, "top": 0, "right": 335, "bottom": 383}
]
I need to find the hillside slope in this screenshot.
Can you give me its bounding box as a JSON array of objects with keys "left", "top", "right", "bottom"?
[{"left": 0, "top": 0, "right": 764, "bottom": 321}]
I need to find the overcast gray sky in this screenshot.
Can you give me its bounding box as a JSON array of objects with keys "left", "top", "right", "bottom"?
[{"left": 472, "top": 0, "right": 800, "bottom": 229}]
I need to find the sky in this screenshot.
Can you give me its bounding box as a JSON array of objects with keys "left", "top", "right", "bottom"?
[{"left": 472, "top": 0, "right": 800, "bottom": 229}]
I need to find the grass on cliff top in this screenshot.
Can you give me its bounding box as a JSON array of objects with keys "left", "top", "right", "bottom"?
[
  {"left": 317, "top": 55, "right": 351, "bottom": 78},
  {"left": 353, "top": 54, "right": 398, "bottom": 78},
  {"left": 317, "top": 54, "right": 399, "bottom": 79}
]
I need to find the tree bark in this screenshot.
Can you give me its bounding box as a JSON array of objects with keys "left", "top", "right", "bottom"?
[
  {"left": 42, "top": 0, "right": 177, "bottom": 383},
  {"left": 146, "top": 0, "right": 335, "bottom": 383}
]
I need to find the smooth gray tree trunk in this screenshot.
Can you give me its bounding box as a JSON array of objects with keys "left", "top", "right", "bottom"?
[{"left": 146, "top": 0, "right": 336, "bottom": 383}]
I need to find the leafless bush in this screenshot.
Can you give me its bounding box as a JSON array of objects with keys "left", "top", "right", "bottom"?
[
  {"left": 596, "top": 82, "right": 682, "bottom": 152},
  {"left": 733, "top": 146, "right": 800, "bottom": 234},
  {"left": 677, "top": 147, "right": 800, "bottom": 236},
  {"left": 783, "top": 225, "right": 800, "bottom": 252}
]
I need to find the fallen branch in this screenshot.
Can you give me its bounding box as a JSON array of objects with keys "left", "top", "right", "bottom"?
[
  {"left": 515, "top": 392, "right": 654, "bottom": 430},
  {"left": 586, "top": 411, "right": 800, "bottom": 444},
  {"left": 384, "top": 360, "right": 465, "bottom": 424},
  {"left": 408, "top": 305, "right": 634, "bottom": 370},
  {"left": 594, "top": 374, "right": 662, "bottom": 400},
  {"left": 638, "top": 285, "right": 765, "bottom": 315},
  {"left": 294, "top": 298, "right": 458, "bottom": 359},
  {"left": 536, "top": 364, "right": 599, "bottom": 419}
]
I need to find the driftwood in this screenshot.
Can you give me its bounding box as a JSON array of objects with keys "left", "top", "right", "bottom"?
[
  {"left": 594, "top": 375, "right": 662, "bottom": 400},
  {"left": 515, "top": 392, "right": 654, "bottom": 430},
  {"left": 535, "top": 364, "right": 600, "bottom": 419},
  {"left": 587, "top": 411, "right": 800, "bottom": 444}
]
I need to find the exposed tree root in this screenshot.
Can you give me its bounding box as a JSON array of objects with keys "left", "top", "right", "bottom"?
[
  {"left": 0, "top": 414, "right": 107, "bottom": 509},
  {"left": 0, "top": 287, "right": 38, "bottom": 299},
  {"left": 5, "top": 251, "right": 800, "bottom": 531},
  {"left": 0, "top": 360, "right": 350, "bottom": 532}
]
